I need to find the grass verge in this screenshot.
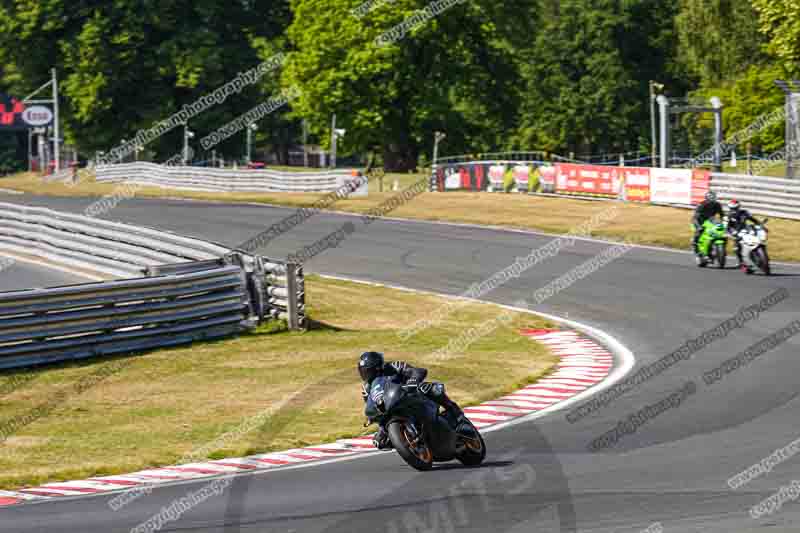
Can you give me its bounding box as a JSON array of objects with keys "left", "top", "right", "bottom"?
[
  {"left": 3, "top": 172, "right": 799, "bottom": 262},
  {"left": 0, "top": 275, "right": 559, "bottom": 491}
]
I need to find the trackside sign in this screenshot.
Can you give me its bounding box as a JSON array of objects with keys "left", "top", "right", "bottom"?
[{"left": 21, "top": 105, "right": 53, "bottom": 127}]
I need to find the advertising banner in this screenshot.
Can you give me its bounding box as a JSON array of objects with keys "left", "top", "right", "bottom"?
[
  {"left": 0, "top": 94, "right": 32, "bottom": 130},
  {"left": 488, "top": 165, "right": 506, "bottom": 192},
  {"left": 650, "top": 168, "right": 693, "bottom": 205},
  {"left": 443, "top": 166, "right": 470, "bottom": 190},
  {"left": 554, "top": 163, "right": 621, "bottom": 198},
  {"left": 622, "top": 167, "right": 651, "bottom": 203},
  {"left": 470, "top": 163, "right": 488, "bottom": 191},
  {"left": 691, "top": 169, "right": 711, "bottom": 205},
  {"left": 513, "top": 165, "right": 530, "bottom": 192},
  {"left": 436, "top": 163, "right": 489, "bottom": 191},
  {"left": 538, "top": 165, "right": 556, "bottom": 192},
  {"left": 434, "top": 166, "right": 447, "bottom": 192}
]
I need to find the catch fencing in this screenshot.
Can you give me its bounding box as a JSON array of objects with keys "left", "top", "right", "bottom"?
[
  {"left": 0, "top": 204, "right": 305, "bottom": 369},
  {"left": 95, "top": 162, "right": 366, "bottom": 194}
]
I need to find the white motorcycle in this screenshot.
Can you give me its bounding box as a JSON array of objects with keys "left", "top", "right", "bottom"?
[{"left": 737, "top": 219, "right": 770, "bottom": 275}]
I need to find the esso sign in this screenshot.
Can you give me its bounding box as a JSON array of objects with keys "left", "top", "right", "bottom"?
[{"left": 21, "top": 106, "right": 53, "bottom": 127}]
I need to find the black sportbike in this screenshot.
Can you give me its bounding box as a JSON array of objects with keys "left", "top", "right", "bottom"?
[{"left": 365, "top": 375, "right": 486, "bottom": 471}]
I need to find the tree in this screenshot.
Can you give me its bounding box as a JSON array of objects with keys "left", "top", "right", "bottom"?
[
  {"left": 675, "top": 0, "right": 766, "bottom": 87},
  {"left": 689, "top": 63, "right": 790, "bottom": 155},
  {"left": 752, "top": 0, "right": 800, "bottom": 73},
  {"left": 0, "top": 0, "right": 292, "bottom": 161},
  {"left": 284, "top": 0, "right": 537, "bottom": 171},
  {"left": 514, "top": 0, "right": 682, "bottom": 155}
]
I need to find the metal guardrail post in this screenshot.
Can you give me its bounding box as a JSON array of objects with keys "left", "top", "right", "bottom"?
[
  {"left": 248, "top": 256, "right": 267, "bottom": 323},
  {"left": 286, "top": 261, "right": 300, "bottom": 330}
]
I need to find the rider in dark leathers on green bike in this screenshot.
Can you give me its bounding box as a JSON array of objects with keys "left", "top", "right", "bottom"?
[{"left": 692, "top": 191, "right": 724, "bottom": 257}]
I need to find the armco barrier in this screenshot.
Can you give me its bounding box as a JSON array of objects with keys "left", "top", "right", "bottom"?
[
  {"left": 0, "top": 202, "right": 229, "bottom": 278},
  {"left": 95, "top": 162, "right": 366, "bottom": 195},
  {"left": 0, "top": 204, "right": 306, "bottom": 368},
  {"left": 711, "top": 173, "right": 800, "bottom": 220},
  {"left": 0, "top": 264, "right": 252, "bottom": 370}
]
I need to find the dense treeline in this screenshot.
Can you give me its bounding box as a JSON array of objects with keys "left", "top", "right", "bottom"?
[{"left": 0, "top": 0, "right": 796, "bottom": 171}]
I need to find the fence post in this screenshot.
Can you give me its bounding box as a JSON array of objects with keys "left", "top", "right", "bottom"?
[
  {"left": 286, "top": 262, "right": 300, "bottom": 330},
  {"left": 747, "top": 143, "right": 753, "bottom": 176}
]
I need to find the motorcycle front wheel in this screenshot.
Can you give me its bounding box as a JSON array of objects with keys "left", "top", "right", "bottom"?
[
  {"left": 457, "top": 423, "right": 487, "bottom": 467},
  {"left": 714, "top": 243, "right": 726, "bottom": 269},
  {"left": 388, "top": 421, "right": 433, "bottom": 471},
  {"left": 753, "top": 247, "right": 771, "bottom": 276}
]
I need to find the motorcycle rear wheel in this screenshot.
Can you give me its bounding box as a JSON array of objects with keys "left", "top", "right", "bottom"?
[{"left": 388, "top": 421, "right": 433, "bottom": 471}]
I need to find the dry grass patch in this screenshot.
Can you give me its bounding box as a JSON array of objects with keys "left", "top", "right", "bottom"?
[{"left": 0, "top": 275, "right": 558, "bottom": 490}]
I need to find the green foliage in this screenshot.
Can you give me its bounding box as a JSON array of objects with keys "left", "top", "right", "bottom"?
[
  {"left": 752, "top": 0, "right": 800, "bottom": 72},
  {"left": 284, "top": 0, "right": 537, "bottom": 170},
  {"left": 0, "top": 0, "right": 793, "bottom": 171},
  {"left": 690, "top": 64, "right": 790, "bottom": 154},
  {"left": 514, "top": 0, "right": 683, "bottom": 155},
  {"left": 0, "top": 0, "right": 292, "bottom": 160},
  {"left": 675, "top": 0, "right": 766, "bottom": 86}
]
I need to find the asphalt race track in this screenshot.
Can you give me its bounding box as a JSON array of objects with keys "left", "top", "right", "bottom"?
[
  {"left": 0, "top": 256, "right": 86, "bottom": 292},
  {"left": 2, "top": 193, "right": 800, "bottom": 533}
]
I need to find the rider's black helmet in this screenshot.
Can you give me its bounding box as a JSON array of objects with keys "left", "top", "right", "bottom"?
[
  {"left": 358, "top": 351, "right": 384, "bottom": 383},
  {"left": 705, "top": 191, "right": 717, "bottom": 202}
]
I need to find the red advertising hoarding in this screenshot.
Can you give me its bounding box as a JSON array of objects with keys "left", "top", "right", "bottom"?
[
  {"left": 691, "top": 169, "right": 711, "bottom": 205},
  {"left": 555, "top": 163, "right": 621, "bottom": 198},
  {"left": 622, "top": 167, "right": 651, "bottom": 203}
]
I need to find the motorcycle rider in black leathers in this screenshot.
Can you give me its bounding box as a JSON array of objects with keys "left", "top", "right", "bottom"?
[
  {"left": 358, "top": 351, "right": 468, "bottom": 450},
  {"left": 725, "top": 199, "right": 760, "bottom": 270},
  {"left": 692, "top": 191, "right": 724, "bottom": 256}
]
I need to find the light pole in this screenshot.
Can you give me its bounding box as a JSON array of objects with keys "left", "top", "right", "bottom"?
[
  {"left": 331, "top": 127, "right": 346, "bottom": 169},
  {"left": 710, "top": 96, "right": 723, "bottom": 172},
  {"left": 433, "top": 131, "right": 446, "bottom": 168},
  {"left": 774, "top": 80, "right": 800, "bottom": 179},
  {"left": 649, "top": 81, "right": 664, "bottom": 168},
  {"left": 246, "top": 123, "right": 257, "bottom": 164},
  {"left": 27, "top": 129, "right": 33, "bottom": 171},
  {"left": 302, "top": 119, "right": 309, "bottom": 168},
  {"left": 52, "top": 68, "right": 60, "bottom": 172},
  {"left": 657, "top": 95, "right": 670, "bottom": 168},
  {"left": 183, "top": 125, "right": 194, "bottom": 166}
]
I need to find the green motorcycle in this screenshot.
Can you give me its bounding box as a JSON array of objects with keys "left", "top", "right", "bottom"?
[{"left": 695, "top": 218, "right": 728, "bottom": 269}]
